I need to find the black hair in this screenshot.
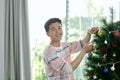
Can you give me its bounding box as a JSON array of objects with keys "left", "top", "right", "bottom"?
[{"left": 44, "top": 18, "right": 62, "bottom": 32}]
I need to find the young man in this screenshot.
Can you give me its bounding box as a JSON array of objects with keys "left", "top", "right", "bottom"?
[{"left": 43, "top": 18, "right": 98, "bottom": 80}]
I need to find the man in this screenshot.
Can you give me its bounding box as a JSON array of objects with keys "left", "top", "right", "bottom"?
[{"left": 43, "top": 18, "right": 98, "bottom": 80}]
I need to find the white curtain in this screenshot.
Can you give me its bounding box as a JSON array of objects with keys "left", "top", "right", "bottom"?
[{"left": 4, "top": 0, "right": 31, "bottom": 80}]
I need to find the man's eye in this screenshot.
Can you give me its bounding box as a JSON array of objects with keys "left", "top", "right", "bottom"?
[
  {"left": 51, "top": 29, "right": 55, "bottom": 31},
  {"left": 59, "top": 27, "right": 62, "bottom": 29}
]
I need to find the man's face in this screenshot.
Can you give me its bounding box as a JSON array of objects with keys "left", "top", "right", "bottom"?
[{"left": 47, "top": 22, "right": 63, "bottom": 42}]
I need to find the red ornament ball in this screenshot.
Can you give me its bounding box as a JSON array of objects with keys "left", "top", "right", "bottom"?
[
  {"left": 100, "top": 47, "right": 108, "bottom": 53},
  {"left": 111, "top": 41, "right": 117, "bottom": 47},
  {"left": 114, "top": 31, "right": 119, "bottom": 37}
]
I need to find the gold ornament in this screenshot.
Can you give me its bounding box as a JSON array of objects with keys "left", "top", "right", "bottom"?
[
  {"left": 98, "top": 31, "right": 103, "bottom": 37},
  {"left": 93, "top": 48, "right": 97, "bottom": 53}
]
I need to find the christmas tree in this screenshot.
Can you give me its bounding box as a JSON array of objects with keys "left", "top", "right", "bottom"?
[{"left": 84, "top": 7, "right": 120, "bottom": 80}]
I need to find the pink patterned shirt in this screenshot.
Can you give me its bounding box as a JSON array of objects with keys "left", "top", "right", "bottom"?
[{"left": 43, "top": 40, "right": 85, "bottom": 80}]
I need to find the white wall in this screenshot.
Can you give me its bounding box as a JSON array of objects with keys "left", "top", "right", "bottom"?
[{"left": 0, "top": 0, "right": 5, "bottom": 80}]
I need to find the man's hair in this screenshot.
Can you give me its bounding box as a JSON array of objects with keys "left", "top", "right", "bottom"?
[{"left": 44, "top": 18, "right": 62, "bottom": 32}]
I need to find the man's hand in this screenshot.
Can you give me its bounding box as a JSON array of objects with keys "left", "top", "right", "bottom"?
[
  {"left": 82, "top": 42, "right": 93, "bottom": 53},
  {"left": 88, "top": 27, "right": 99, "bottom": 34}
]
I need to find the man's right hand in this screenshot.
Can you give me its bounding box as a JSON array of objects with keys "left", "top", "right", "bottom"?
[{"left": 82, "top": 42, "right": 93, "bottom": 53}]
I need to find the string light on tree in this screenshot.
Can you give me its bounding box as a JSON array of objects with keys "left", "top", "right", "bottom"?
[{"left": 112, "top": 52, "right": 116, "bottom": 57}]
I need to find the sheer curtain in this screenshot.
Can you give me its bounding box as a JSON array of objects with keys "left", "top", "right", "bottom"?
[{"left": 4, "top": 0, "right": 31, "bottom": 80}]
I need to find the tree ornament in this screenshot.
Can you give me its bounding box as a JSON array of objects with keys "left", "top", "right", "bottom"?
[
  {"left": 98, "top": 30, "right": 104, "bottom": 37},
  {"left": 98, "top": 31, "right": 103, "bottom": 37},
  {"left": 103, "top": 67, "right": 109, "bottom": 73},
  {"left": 93, "top": 48, "right": 97, "bottom": 53},
  {"left": 103, "top": 54, "right": 107, "bottom": 61},
  {"left": 104, "top": 40, "right": 108, "bottom": 44},
  {"left": 112, "top": 52, "right": 116, "bottom": 57},
  {"left": 98, "top": 29, "right": 106, "bottom": 37},
  {"left": 111, "top": 41, "right": 117, "bottom": 47},
  {"left": 114, "top": 31, "right": 119, "bottom": 38},
  {"left": 109, "top": 31, "right": 111, "bottom": 34},
  {"left": 93, "top": 43, "right": 96, "bottom": 47},
  {"left": 97, "top": 62, "right": 101, "bottom": 67},
  {"left": 101, "top": 47, "right": 108, "bottom": 53},
  {"left": 111, "top": 64, "right": 115, "bottom": 71},
  {"left": 93, "top": 75, "right": 97, "bottom": 79}
]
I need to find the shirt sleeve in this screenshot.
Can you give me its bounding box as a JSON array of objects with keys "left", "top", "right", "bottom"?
[
  {"left": 70, "top": 40, "right": 85, "bottom": 54},
  {"left": 44, "top": 46, "right": 73, "bottom": 74}
]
